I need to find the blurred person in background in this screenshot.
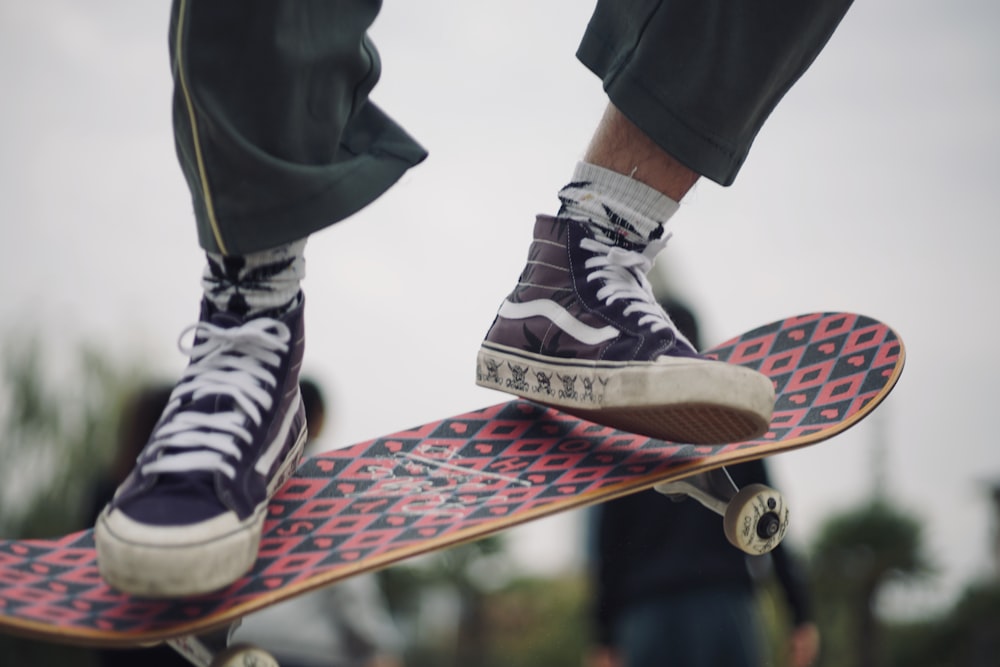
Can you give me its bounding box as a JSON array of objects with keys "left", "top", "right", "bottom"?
[{"left": 588, "top": 301, "right": 820, "bottom": 667}]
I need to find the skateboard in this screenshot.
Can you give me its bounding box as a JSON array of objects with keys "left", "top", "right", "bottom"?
[{"left": 0, "top": 312, "right": 904, "bottom": 666}]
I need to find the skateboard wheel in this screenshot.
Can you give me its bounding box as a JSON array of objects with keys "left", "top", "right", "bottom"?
[
  {"left": 722, "top": 483, "right": 788, "bottom": 555},
  {"left": 209, "top": 643, "right": 280, "bottom": 667}
]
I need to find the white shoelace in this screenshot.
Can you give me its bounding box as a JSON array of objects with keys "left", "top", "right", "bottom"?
[
  {"left": 582, "top": 235, "right": 682, "bottom": 336},
  {"left": 141, "top": 317, "right": 291, "bottom": 480}
]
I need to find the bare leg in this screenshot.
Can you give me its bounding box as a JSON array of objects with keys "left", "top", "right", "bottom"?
[{"left": 584, "top": 103, "right": 699, "bottom": 202}]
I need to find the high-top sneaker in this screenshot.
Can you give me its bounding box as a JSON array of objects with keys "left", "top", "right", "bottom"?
[
  {"left": 477, "top": 216, "right": 774, "bottom": 444},
  {"left": 95, "top": 297, "right": 307, "bottom": 597}
]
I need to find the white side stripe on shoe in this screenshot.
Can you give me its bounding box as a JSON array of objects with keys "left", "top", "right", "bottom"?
[
  {"left": 497, "top": 299, "right": 619, "bottom": 345},
  {"left": 255, "top": 390, "right": 302, "bottom": 476}
]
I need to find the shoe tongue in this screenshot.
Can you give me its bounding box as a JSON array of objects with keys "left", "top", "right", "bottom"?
[
  {"left": 206, "top": 304, "right": 246, "bottom": 328},
  {"left": 190, "top": 301, "right": 246, "bottom": 350},
  {"left": 583, "top": 222, "right": 646, "bottom": 253},
  {"left": 187, "top": 392, "right": 239, "bottom": 415}
]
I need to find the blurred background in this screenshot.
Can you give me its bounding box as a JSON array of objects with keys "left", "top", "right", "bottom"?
[{"left": 1, "top": 1, "right": 998, "bottom": 665}]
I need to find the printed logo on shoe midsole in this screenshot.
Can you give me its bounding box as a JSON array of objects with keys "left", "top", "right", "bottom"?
[{"left": 476, "top": 349, "right": 611, "bottom": 406}]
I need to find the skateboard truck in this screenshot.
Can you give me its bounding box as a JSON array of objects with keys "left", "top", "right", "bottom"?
[
  {"left": 167, "top": 622, "right": 279, "bottom": 667},
  {"left": 654, "top": 467, "right": 790, "bottom": 555}
]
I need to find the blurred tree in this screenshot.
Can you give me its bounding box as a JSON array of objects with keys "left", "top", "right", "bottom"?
[
  {"left": 886, "top": 581, "right": 1000, "bottom": 667},
  {"left": 380, "top": 536, "right": 591, "bottom": 667},
  {"left": 379, "top": 535, "right": 508, "bottom": 667},
  {"left": 810, "top": 498, "right": 933, "bottom": 667},
  {"left": 479, "top": 573, "right": 589, "bottom": 667},
  {"left": 0, "top": 334, "right": 144, "bottom": 538},
  {"left": 0, "top": 331, "right": 147, "bottom": 666}
]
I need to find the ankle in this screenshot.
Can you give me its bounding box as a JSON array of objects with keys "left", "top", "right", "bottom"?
[{"left": 583, "top": 103, "right": 699, "bottom": 201}]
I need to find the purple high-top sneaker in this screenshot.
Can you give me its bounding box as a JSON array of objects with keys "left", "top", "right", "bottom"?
[
  {"left": 95, "top": 297, "right": 307, "bottom": 597},
  {"left": 477, "top": 216, "right": 774, "bottom": 444}
]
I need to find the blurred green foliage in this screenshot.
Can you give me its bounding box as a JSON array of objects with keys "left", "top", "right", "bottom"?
[
  {"left": 1, "top": 335, "right": 998, "bottom": 667},
  {"left": 0, "top": 331, "right": 147, "bottom": 666}
]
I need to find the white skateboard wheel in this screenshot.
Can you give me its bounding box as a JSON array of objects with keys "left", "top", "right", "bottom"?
[
  {"left": 722, "top": 483, "right": 788, "bottom": 555},
  {"left": 209, "top": 643, "right": 280, "bottom": 667}
]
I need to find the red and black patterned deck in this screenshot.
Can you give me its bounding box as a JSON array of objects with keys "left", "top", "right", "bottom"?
[{"left": 0, "top": 312, "right": 904, "bottom": 645}]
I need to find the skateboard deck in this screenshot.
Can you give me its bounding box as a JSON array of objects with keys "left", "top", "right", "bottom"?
[{"left": 0, "top": 312, "right": 904, "bottom": 654}]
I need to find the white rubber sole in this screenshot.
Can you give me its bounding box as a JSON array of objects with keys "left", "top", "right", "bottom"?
[
  {"left": 95, "top": 431, "right": 306, "bottom": 597},
  {"left": 476, "top": 344, "right": 774, "bottom": 444},
  {"left": 96, "top": 507, "right": 266, "bottom": 598}
]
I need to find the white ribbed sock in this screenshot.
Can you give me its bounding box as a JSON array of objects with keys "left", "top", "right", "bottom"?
[
  {"left": 202, "top": 239, "right": 306, "bottom": 317},
  {"left": 557, "top": 161, "right": 680, "bottom": 246}
]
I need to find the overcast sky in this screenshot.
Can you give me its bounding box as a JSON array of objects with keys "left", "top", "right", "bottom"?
[{"left": 1, "top": 0, "right": 998, "bottom": 618}]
